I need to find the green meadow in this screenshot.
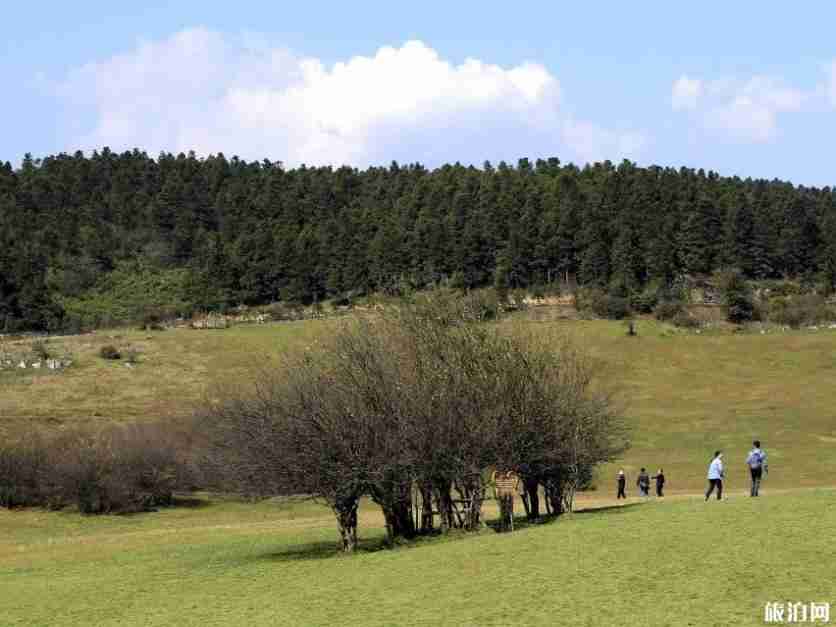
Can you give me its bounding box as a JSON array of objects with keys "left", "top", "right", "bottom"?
[
  {"left": 1, "top": 490, "right": 833, "bottom": 626},
  {"left": 2, "top": 315, "right": 835, "bottom": 625}
]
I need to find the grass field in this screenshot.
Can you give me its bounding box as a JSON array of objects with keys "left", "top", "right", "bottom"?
[
  {"left": 0, "top": 321, "right": 326, "bottom": 427},
  {"left": 2, "top": 314, "right": 836, "bottom": 625},
  {"left": 2, "top": 315, "right": 835, "bottom": 492},
  {"left": 1, "top": 489, "right": 833, "bottom": 626}
]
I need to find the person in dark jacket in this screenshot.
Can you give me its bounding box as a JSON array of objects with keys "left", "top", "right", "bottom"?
[
  {"left": 746, "top": 440, "right": 768, "bottom": 497},
  {"left": 636, "top": 468, "right": 650, "bottom": 497},
  {"left": 617, "top": 469, "right": 627, "bottom": 499},
  {"left": 652, "top": 468, "right": 665, "bottom": 497}
]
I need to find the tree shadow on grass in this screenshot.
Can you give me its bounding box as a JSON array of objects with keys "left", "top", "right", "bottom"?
[
  {"left": 485, "top": 515, "right": 556, "bottom": 533},
  {"left": 112, "top": 495, "right": 212, "bottom": 516},
  {"left": 250, "top": 537, "right": 395, "bottom": 563},
  {"left": 486, "top": 501, "right": 646, "bottom": 532},
  {"left": 571, "top": 502, "right": 646, "bottom": 516},
  {"left": 170, "top": 495, "right": 213, "bottom": 509},
  {"left": 252, "top": 503, "right": 650, "bottom": 562},
  {"left": 250, "top": 528, "right": 484, "bottom": 563}
]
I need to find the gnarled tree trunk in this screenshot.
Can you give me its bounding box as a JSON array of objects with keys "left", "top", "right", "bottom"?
[
  {"left": 545, "top": 477, "right": 564, "bottom": 517},
  {"left": 456, "top": 476, "right": 485, "bottom": 531},
  {"left": 497, "top": 494, "right": 514, "bottom": 532},
  {"left": 333, "top": 496, "right": 360, "bottom": 553},
  {"left": 434, "top": 478, "right": 455, "bottom": 532},
  {"left": 419, "top": 481, "right": 435, "bottom": 533},
  {"left": 371, "top": 479, "right": 416, "bottom": 544},
  {"left": 523, "top": 476, "right": 540, "bottom": 520}
]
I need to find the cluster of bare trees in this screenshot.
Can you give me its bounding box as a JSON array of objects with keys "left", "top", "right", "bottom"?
[
  {"left": 200, "top": 292, "right": 628, "bottom": 552},
  {"left": 0, "top": 421, "right": 195, "bottom": 513}
]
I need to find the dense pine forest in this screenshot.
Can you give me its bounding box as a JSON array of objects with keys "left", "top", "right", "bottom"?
[{"left": 1, "top": 149, "right": 835, "bottom": 331}]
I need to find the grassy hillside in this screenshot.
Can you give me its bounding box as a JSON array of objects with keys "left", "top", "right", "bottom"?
[
  {"left": 547, "top": 319, "right": 836, "bottom": 492},
  {"left": 0, "top": 321, "right": 327, "bottom": 427},
  {"left": 2, "top": 316, "right": 835, "bottom": 493},
  {"left": 3, "top": 315, "right": 835, "bottom": 626},
  {"left": 1, "top": 490, "right": 833, "bottom": 626}
]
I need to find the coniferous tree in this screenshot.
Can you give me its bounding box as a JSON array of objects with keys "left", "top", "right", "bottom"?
[{"left": 0, "top": 148, "right": 834, "bottom": 330}]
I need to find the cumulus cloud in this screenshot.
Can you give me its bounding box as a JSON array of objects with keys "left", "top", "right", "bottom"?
[
  {"left": 57, "top": 28, "right": 646, "bottom": 166},
  {"left": 671, "top": 76, "right": 702, "bottom": 111},
  {"left": 672, "top": 74, "right": 809, "bottom": 142}
]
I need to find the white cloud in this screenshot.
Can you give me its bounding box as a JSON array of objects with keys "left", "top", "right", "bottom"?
[
  {"left": 671, "top": 76, "right": 702, "bottom": 111},
  {"left": 672, "top": 74, "right": 808, "bottom": 142},
  {"left": 57, "top": 28, "right": 646, "bottom": 166}
]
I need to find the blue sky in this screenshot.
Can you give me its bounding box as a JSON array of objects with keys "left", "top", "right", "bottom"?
[{"left": 3, "top": 1, "right": 836, "bottom": 186}]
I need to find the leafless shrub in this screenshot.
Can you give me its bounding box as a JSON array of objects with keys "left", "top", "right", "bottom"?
[
  {"left": 0, "top": 421, "right": 194, "bottom": 514},
  {"left": 0, "top": 429, "right": 49, "bottom": 508},
  {"left": 199, "top": 291, "right": 628, "bottom": 552}
]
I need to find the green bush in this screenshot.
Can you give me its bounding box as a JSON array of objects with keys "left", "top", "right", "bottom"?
[
  {"left": 654, "top": 300, "right": 685, "bottom": 321},
  {"left": 759, "top": 280, "right": 803, "bottom": 299},
  {"left": 138, "top": 310, "right": 167, "bottom": 331},
  {"left": 60, "top": 259, "right": 194, "bottom": 331},
  {"left": 603, "top": 295, "right": 630, "bottom": 320},
  {"left": 671, "top": 311, "right": 700, "bottom": 329},
  {"left": 767, "top": 294, "right": 832, "bottom": 328},
  {"left": 265, "top": 302, "right": 305, "bottom": 321},
  {"left": 576, "top": 288, "right": 630, "bottom": 320},
  {"left": 630, "top": 288, "right": 659, "bottom": 314},
  {"left": 718, "top": 269, "right": 756, "bottom": 323}
]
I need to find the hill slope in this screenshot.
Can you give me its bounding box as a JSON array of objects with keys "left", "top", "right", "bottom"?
[{"left": 2, "top": 317, "right": 835, "bottom": 492}]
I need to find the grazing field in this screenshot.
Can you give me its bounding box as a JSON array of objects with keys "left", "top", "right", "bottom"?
[
  {"left": 0, "top": 321, "right": 327, "bottom": 428},
  {"left": 2, "top": 315, "right": 835, "bottom": 492},
  {"left": 1, "top": 489, "right": 834, "bottom": 626},
  {"left": 2, "top": 315, "right": 836, "bottom": 626}
]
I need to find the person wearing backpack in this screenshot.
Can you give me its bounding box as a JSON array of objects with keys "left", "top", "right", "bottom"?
[
  {"left": 636, "top": 468, "right": 650, "bottom": 497},
  {"left": 746, "top": 440, "right": 768, "bottom": 497},
  {"left": 705, "top": 451, "right": 724, "bottom": 501}
]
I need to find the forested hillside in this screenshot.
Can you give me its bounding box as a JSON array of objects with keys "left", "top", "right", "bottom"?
[{"left": 2, "top": 149, "right": 835, "bottom": 331}]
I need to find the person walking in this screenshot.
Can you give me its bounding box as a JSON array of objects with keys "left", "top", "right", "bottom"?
[
  {"left": 617, "top": 469, "right": 627, "bottom": 499},
  {"left": 637, "top": 468, "right": 650, "bottom": 497},
  {"left": 746, "top": 440, "right": 768, "bottom": 497},
  {"left": 653, "top": 468, "right": 666, "bottom": 497},
  {"left": 705, "top": 451, "right": 724, "bottom": 501}
]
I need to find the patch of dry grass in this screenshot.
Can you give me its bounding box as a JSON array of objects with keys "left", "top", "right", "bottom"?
[{"left": 0, "top": 322, "right": 328, "bottom": 432}]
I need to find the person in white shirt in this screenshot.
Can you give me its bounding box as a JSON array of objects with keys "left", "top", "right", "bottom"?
[{"left": 705, "top": 451, "right": 724, "bottom": 501}]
